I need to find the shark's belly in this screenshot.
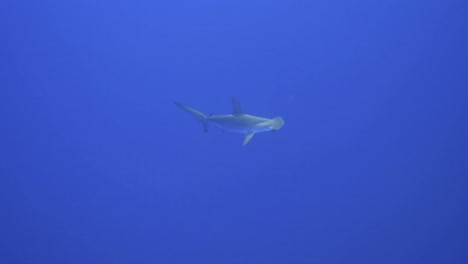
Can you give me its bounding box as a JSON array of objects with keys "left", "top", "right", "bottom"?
[
  {"left": 210, "top": 120, "right": 250, "bottom": 133},
  {"left": 208, "top": 116, "right": 271, "bottom": 133}
]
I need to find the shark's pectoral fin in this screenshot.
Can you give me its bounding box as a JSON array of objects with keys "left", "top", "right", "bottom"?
[{"left": 243, "top": 132, "right": 255, "bottom": 146}]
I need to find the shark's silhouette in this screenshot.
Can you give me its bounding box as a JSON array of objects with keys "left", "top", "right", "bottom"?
[{"left": 175, "top": 98, "right": 284, "bottom": 146}]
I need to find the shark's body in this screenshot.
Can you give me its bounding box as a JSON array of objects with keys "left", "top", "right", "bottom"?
[{"left": 175, "top": 98, "right": 284, "bottom": 146}]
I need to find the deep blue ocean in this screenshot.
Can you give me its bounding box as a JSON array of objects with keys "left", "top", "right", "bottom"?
[{"left": 2, "top": 1, "right": 467, "bottom": 263}]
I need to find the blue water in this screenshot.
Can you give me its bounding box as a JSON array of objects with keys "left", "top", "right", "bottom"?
[{"left": 2, "top": 1, "right": 467, "bottom": 263}]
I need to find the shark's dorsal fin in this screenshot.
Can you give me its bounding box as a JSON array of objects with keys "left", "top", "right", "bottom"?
[
  {"left": 243, "top": 132, "right": 255, "bottom": 146},
  {"left": 232, "top": 97, "right": 244, "bottom": 116}
]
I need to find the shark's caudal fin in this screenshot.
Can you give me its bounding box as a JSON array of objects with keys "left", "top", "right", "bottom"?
[
  {"left": 231, "top": 97, "right": 244, "bottom": 116},
  {"left": 174, "top": 102, "right": 209, "bottom": 132}
]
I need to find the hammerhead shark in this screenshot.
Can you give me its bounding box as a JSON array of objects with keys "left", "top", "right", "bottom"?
[{"left": 175, "top": 98, "right": 284, "bottom": 146}]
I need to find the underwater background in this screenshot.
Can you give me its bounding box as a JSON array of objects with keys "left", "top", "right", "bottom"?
[{"left": 2, "top": 1, "right": 467, "bottom": 263}]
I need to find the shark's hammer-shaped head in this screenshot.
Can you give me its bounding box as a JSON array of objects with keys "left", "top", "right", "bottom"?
[{"left": 269, "top": 117, "right": 285, "bottom": 131}]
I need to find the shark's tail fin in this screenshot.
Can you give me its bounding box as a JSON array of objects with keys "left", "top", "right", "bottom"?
[{"left": 174, "top": 102, "right": 209, "bottom": 132}]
